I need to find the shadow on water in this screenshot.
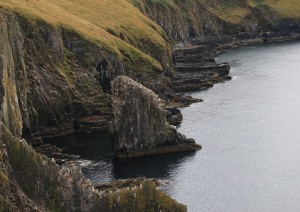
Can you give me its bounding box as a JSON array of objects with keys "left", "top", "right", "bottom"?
[
  {"left": 112, "top": 152, "right": 196, "bottom": 179},
  {"left": 43, "top": 132, "right": 196, "bottom": 183},
  {"left": 43, "top": 132, "right": 113, "bottom": 160}
]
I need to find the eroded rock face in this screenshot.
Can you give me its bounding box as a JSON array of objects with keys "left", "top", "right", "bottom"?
[
  {"left": 111, "top": 76, "right": 201, "bottom": 158},
  {"left": 0, "top": 11, "right": 120, "bottom": 138},
  {"left": 0, "top": 123, "right": 187, "bottom": 211}
]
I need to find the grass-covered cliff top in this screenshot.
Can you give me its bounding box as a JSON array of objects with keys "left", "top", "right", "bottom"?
[
  {"left": 1, "top": 0, "right": 299, "bottom": 73},
  {"left": 248, "top": 0, "right": 300, "bottom": 18},
  {"left": 0, "top": 0, "right": 169, "bottom": 72},
  {"left": 129, "top": 0, "right": 300, "bottom": 24}
]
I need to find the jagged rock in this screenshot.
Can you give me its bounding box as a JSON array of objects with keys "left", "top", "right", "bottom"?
[
  {"left": 111, "top": 76, "right": 201, "bottom": 158},
  {"left": 0, "top": 123, "right": 187, "bottom": 211},
  {"left": 166, "top": 107, "right": 183, "bottom": 126},
  {"left": 171, "top": 43, "right": 232, "bottom": 92}
]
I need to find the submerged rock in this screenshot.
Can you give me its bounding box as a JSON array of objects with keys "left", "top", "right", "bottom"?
[{"left": 111, "top": 76, "right": 201, "bottom": 158}]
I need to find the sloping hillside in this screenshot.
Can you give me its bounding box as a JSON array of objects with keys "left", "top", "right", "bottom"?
[
  {"left": 0, "top": 0, "right": 172, "bottom": 72},
  {"left": 128, "top": 0, "right": 300, "bottom": 42},
  {"left": 248, "top": 0, "right": 300, "bottom": 18},
  {"left": 0, "top": 0, "right": 176, "bottom": 139}
]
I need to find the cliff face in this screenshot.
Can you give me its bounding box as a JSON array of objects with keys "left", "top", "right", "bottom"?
[
  {"left": 0, "top": 10, "right": 112, "bottom": 138},
  {"left": 0, "top": 8, "right": 172, "bottom": 139},
  {"left": 0, "top": 123, "right": 186, "bottom": 211},
  {"left": 1, "top": 0, "right": 300, "bottom": 210},
  {"left": 111, "top": 76, "right": 200, "bottom": 158},
  {"left": 0, "top": 0, "right": 172, "bottom": 71},
  {"left": 0, "top": 6, "right": 189, "bottom": 211},
  {"left": 2, "top": 1, "right": 299, "bottom": 139},
  {"left": 129, "top": 0, "right": 300, "bottom": 43}
]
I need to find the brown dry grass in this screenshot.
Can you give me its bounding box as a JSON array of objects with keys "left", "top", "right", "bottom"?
[{"left": 0, "top": 0, "right": 167, "bottom": 71}]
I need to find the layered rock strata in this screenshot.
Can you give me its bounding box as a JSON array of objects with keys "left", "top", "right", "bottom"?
[
  {"left": 111, "top": 76, "right": 201, "bottom": 158},
  {"left": 170, "top": 41, "right": 231, "bottom": 92}
]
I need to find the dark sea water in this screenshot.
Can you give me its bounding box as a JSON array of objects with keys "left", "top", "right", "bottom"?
[{"left": 46, "top": 41, "right": 300, "bottom": 212}]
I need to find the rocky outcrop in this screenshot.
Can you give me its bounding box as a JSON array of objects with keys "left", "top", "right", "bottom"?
[
  {"left": 166, "top": 107, "right": 183, "bottom": 126},
  {"left": 0, "top": 123, "right": 186, "bottom": 211},
  {"left": 170, "top": 42, "right": 232, "bottom": 92},
  {"left": 111, "top": 76, "right": 201, "bottom": 158}
]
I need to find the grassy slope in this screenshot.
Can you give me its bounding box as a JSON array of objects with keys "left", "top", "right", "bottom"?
[
  {"left": 0, "top": 0, "right": 169, "bottom": 72},
  {"left": 248, "top": 0, "right": 300, "bottom": 18},
  {"left": 129, "top": 0, "right": 300, "bottom": 24},
  {"left": 1, "top": 0, "right": 299, "bottom": 72}
]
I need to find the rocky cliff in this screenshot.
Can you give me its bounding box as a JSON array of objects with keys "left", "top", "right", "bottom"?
[
  {"left": 111, "top": 76, "right": 201, "bottom": 158},
  {"left": 0, "top": 6, "right": 174, "bottom": 139},
  {"left": 2, "top": 1, "right": 299, "bottom": 139},
  {"left": 129, "top": 0, "right": 300, "bottom": 43},
  {"left": 0, "top": 2, "right": 194, "bottom": 210},
  {"left": 0, "top": 123, "right": 186, "bottom": 211},
  {"left": 1, "top": 0, "right": 300, "bottom": 211}
]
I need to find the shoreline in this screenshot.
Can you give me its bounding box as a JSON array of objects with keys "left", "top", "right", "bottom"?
[
  {"left": 32, "top": 33, "right": 300, "bottom": 160},
  {"left": 27, "top": 33, "right": 300, "bottom": 142},
  {"left": 171, "top": 33, "right": 300, "bottom": 98}
]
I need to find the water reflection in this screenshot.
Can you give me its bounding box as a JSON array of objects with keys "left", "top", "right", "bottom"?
[
  {"left": 112, "top": 152, "right": 196, "bottom": 179},
  {"left": 43, "top": 132, "right": 196, "bottom": 184}
]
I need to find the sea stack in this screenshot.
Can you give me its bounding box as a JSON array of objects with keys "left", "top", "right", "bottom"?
[{"left": 111, "top": 76, "right": 201, "bottom": 158}]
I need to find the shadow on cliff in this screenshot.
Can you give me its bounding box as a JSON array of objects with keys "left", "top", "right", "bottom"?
[{"left": 43, "top": 132, "right": 113, "bottom": 160}]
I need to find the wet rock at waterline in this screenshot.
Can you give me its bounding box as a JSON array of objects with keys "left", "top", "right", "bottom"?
[
  {"left": 166, "top": 107, "right": 183, "bottom": 126},
  {"left": 111, "top": 76, "right": 201, "bottom": 158}
]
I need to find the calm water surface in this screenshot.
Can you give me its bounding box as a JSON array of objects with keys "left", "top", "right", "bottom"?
[{"left": 46, "top": 41, "right": 300, "bottom": 212}]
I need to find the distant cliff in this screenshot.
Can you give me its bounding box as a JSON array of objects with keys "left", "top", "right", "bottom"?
[{"left": 128, "top": 0, "right": 300, "bottom": 43}]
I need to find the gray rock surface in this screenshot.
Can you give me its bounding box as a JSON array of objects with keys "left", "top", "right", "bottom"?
[{"left": 111, "top": 76, "right": 200, "bottom": 158}]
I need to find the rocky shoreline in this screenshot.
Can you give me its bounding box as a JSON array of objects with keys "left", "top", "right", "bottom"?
[
  {"left": 1, "top": 1, "right": 300, "bottom": 210},
  {"left": 32, "top": 33, "right": 300, "bottom": 163},
  {"left": 28, "top": 33, "right": 300, "bottom": 146},
  {"left": 169, "top": 33, "right": 300, "bottom": 96}
]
